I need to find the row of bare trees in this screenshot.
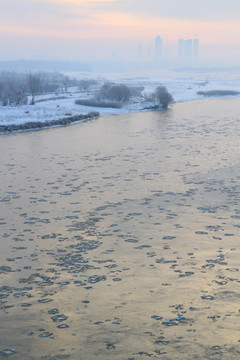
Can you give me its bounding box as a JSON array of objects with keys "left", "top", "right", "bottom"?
[
  {"left": 0, "top": 71, "right": 74, "bottom": 106},
  {"left": 0, "top": 72, "right": 174, "bottom": 109}
]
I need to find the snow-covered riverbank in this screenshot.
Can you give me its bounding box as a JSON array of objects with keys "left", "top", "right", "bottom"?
[{"left": 0, "top": 69, "right": 239, "bottom": 130}]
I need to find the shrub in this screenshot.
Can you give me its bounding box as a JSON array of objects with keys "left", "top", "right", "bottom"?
[
  {"left": 129, "top": 86, "right": 145, "bottom": 97},
  {"left": 0, "top": 112, "right": 99, "bottom": 133},
  {"left": 197, "top": 90, "right": 240, "bottom": 97},
  {"left": 151, "top": 86, "right": 173, "bottom": 108},
  {"left": 97, "top": 82, "right": 112, "bottom": 100},
  {"left": 75, "top": 99, "right": 122, "bottom": 108},
  {"left": 97, "top": 82, "right": 131, "bottom": 102},
  {"left": 78, "top": 79, "right": 98, "bottom": 91}
]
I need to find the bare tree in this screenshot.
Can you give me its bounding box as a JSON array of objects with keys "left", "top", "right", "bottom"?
[
  {"left": 152, "top": 86, "right": 173, "bottom": 108},
  {"left": 110, "top": 84, "right": 131, "bottom": 101},
  {"left": 97, "top": 82, "right": 112, "bottom": 100},
  {"left": 97, "top": 82, "right": 131, "bottom": 102},
  {"left": 27, "top": 73, "right": 42, "bottom": 105},
  {"left": 78, "top": 79, "right": 97, "bottom": 91},
  {"left": 0, "top": 72, "right": 28, "bottom": 106}
]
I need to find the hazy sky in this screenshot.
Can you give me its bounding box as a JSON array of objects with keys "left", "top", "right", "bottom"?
[{"left": 1, "top": 0, "right": 240, "bottom": 63}]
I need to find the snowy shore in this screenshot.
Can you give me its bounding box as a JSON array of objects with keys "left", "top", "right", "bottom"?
[{"left": 0, "top": 69, "right": 239, "bottom": 132}]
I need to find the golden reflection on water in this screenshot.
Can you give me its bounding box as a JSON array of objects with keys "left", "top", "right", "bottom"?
[{"left": 0, "top": 98, "right": 240, "bottom": 359}]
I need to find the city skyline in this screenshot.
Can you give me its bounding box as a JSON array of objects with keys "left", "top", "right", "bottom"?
[
  {"left": 136, "top": 35, "right": 199, "bottom": 64},
  {"left": 0, "top": 0, "right": 239, "bottom": 65}
]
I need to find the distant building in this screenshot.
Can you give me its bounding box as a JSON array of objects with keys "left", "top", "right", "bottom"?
[
  {"left": 178, "top": 38, "right": 184, "bottom": 60},
  {"left": 193, "top": 38, "right": 199, "bottom": 62},
  {"left": 155, "top": 35, "right": 163, "bottom": 60},
  {"left": 137, "top": 44, "right": 143, "bottom": 61},
  {"left": 147, "top": 46, "right": 152, "bottom": 60},
  {"left": 184, "top": 39, "right": 193, "bottom": 63}
]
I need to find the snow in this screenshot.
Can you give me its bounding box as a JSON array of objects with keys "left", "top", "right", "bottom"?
[{"left": 0, "top": 69, "right": 239, "bottom": 127}]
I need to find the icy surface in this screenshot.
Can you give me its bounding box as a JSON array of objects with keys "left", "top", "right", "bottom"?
[{"left": 0, "top": 97, "right": 240, "bottom": 359}]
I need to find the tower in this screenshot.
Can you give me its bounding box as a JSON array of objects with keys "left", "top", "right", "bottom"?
[
  {"left": 193, "top": 38, "right": 199, "bottom": 63},
  {"left": 155, "top": 35, "right": 163, "bottom": 60},
  {"left": 137, "top": 43, "right": 143, "bottom": 61},
  {"left": 184, "top": 39, "right": 193, "bottom": 63},
  {"left": 178, "top": 38, "right": 184, "bottom": 60}
]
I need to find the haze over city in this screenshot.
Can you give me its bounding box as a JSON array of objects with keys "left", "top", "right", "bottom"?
[{"left": 1, "top": 0, "right": 240, "bottom": 67}]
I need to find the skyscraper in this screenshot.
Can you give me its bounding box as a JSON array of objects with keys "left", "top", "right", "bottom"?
[
  {"left": 178, "top": 38, "right": 184, "bottom": 60},
  {"left": 184, "top": 39, "right": 193, "bottom": 63},
  {"left": 147, "top": 46, "right": 151, "bottom": 60},
  {"left": 155, "top": 35, "right": 163, "bottom": 60},
  {"left": 137, "top": 43, "right": 143, "bottom": 61},
  {"left": 193, "top": 38, "right": 199, "bottom": 62}
]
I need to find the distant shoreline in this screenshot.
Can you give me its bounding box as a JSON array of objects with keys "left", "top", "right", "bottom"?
[{"left": 1, "top": 93, "right": 239, "bottom": 135}]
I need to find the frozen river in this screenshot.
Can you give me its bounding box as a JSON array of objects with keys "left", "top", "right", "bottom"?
[{"left": 0, "top": 97, "right": 240, "bottom": 359}]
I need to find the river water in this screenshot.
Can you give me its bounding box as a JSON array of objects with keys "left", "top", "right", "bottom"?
[{"left": 0, "top": 98, "right": 240, "bottom": 359}]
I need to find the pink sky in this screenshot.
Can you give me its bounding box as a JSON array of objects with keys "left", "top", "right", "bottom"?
[{"left": 1, "top": 0, "right": 239, "bottom": 63}]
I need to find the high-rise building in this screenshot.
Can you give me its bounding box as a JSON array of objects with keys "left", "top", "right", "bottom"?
[
  {"left": 155, "top": 35, "right": 163, "bottom": 60},
  {"left": 137, "top": 44, "right": 143, "bottom": 60},
  {"left": 193, "top": 38, "right": 199, "bottom": 62},
  {"left": 147, "top": 46, "right": 151, "bottom": 60},
  {"left": 184, "top": 39, "right": 193, "bottom": 63},
  {"left": 178, "top": 38, "right": 184, "bottom": 60}
]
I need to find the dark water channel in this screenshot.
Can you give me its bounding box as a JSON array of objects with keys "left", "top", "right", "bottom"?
[{"left": 0, "top": 98, "right": 240, "bottom": 359}]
